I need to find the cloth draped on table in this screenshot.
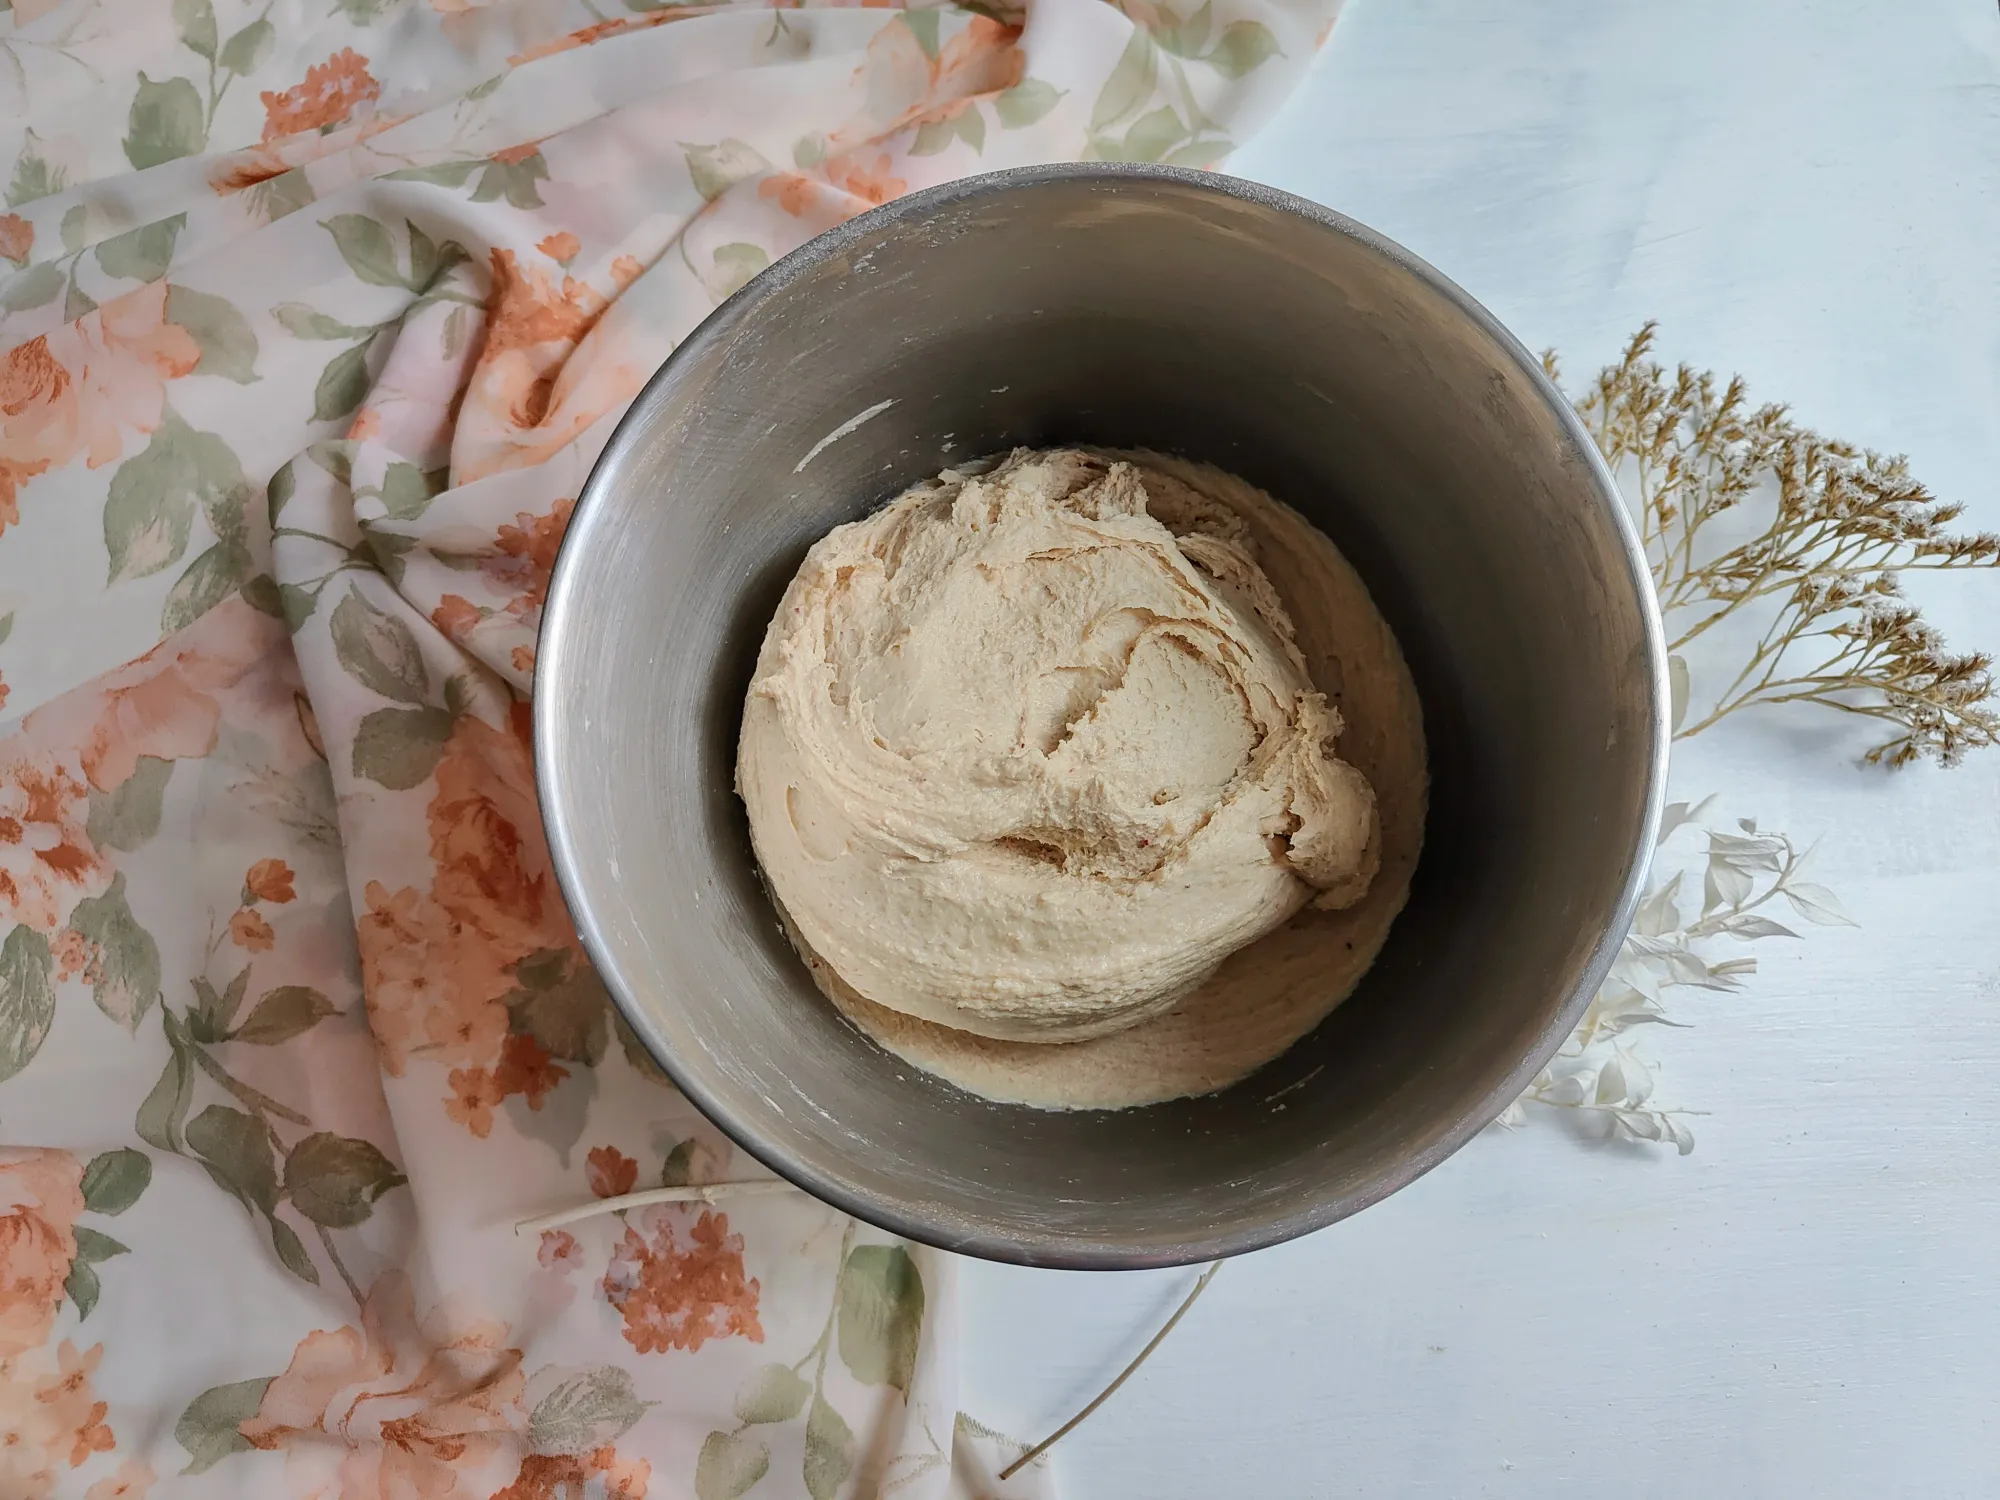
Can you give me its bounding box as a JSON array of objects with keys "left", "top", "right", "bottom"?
[{"left": 0, "top": 0, "right": 1340, "bottom": 1492}]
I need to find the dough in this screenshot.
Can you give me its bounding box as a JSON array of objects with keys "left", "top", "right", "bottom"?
[{"left": 737, "top": 448, "right": 1383, "bottom": 1048}]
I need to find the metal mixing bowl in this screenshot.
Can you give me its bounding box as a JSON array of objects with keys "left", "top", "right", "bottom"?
[{"left": 535, "top": 165, "right": 1667, "bottom": 1269}]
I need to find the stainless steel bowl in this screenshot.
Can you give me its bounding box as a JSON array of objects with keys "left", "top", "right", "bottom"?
[{"left": 536, "top": 165, "right": 1667, "bottom": 1269}]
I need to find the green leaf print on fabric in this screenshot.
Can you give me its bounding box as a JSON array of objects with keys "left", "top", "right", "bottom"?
[
  {"left": 80, "top": 1148, "right": 154, "bottom": 1215},
  {"left": 103, "top": 408, "right": 249, "bottom": 584},
  {"left": 314, "top": 335, "right": 385, "bottom": 422},
  {"left": 172, "top": 0, "right": 219, "bottom": 60},
  {"left": 161, "top": 540, "right": 255, "bottom": 635},
  {"left": 658, "top": 1136, "right": 696, "bottom": 1187},
  {"left": 803, "top": 1393, "right": 855, "bottom": 1500},
  {"left": 507, "top": 949, "right": 611, "bottom": 1065},
  {"left": 331, "top": 588, "right": 432, "bottom": 704},
  {"left": 351, "top": 705, "right": 457, "bottom": 788},
  {"left": 836, "top": 1243, "right": 924, "bottom": 1391},
  {"left": 473, "top": 152, "right": 551, "bottom": 210},
  {"left": 1208, "top": 19, "right": 1281, "bottom": 78},
  {"left": 363, "top": 526, "right": 419, "bottom": 589},
  {"left": 1123, "top": 105, "right": 1186, "bottom": 163},
  {"left": 125, "top": 73, "right": 207, "bottom": 169},
  {"left": 188, "top": 968, "right": 251, "bottom": 1042},
  {"left": 614, "top": 1011, "right": 672, "bottom": 1084},
  {"left": 217, "top": 17, "right": 275, "bottom": 74},
  {"left": 1, "top": 261, "right": 63, "bottom": 312},
  {"left": 63, "top": 1224, "right": 131, "bottom": 1320},
  {"left": 97, "top": 214, "right": 188, "bottom": 282},
  {"left": 384, "top": 160, "right": 481, "bottom": 189},
  {"left": 252, "top": 168, "right": 318, "bottom": 223},
  {"left": 1154, "top": 0, "right": 1212, "bottom": 56},
  {"left": 165, "top": 285, "right": 260, "bottom": 383},
  {"left": 734, "top": 1363, "right": 810, "bottom": 1425},
  {"left": 684, "top": 139, "right": 772, "bottom": 202},
  {"left": 284, "top": 1131, "right": 407, "bottom": 1226},
  {"left": 331, "top": 0, "right": 396, "bottom": 23},
  {"left": 325, "top": 214, "right": 405, "bottom": 289},
  {"left": 995, "top": 79, "right": 1063, "bottom": 128},
  {"left": 0, "top": 925, "right": 56, "bottom": 1084},
  {"left": 176, "top": 1376, "right": 274, "bottom": 1474},
  {"left": 901, "top": 8, "right": 941, "bottom": 60},
  {"left": 86, "top": 755, "right": 174, "bottom": 852},
  {"left": 136, "top": 1007, "right": 197, "bottom": 1151},
  {"left": 527, "top": 1365, "right": 653, "bottom": 1455},
  {"left": 372, "top": 462, "right": 448, "bottom": 521},
  {"left": 695, "top": 1429, "right": 770, "bottom": 1500},
  {"left": 705, "top": 243, "right": 768, "bottom": 302},
  {"left": 186, "top": 1103, "right": 280, "bottom": 1212},
  {"left": 6, "top": 139, "right": 65, "bottom": 207},
  {"left": 230, "top": 984, "right": 337, "bottom": 1044},
  {"left": 912, "top": 112, "right": 985, "bottom": 157},
  {"left": 67, "top": 872, "right": 165, "bottom": 1032},
  {"left": 1090, "top": 30, "right": 1158, "bottom": 131},
  {"left": 268, "top": 1213, "right": 320, "bottom": 1282}
]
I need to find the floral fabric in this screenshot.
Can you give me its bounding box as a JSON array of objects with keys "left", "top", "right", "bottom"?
[{"left": 0, "top": 0, "right": 1339, "bottom": 1492}]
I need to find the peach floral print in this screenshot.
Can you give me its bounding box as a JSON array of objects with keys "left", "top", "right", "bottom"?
[
  {"left": 456, "top": 250, "right": 647, "bottom": 483},
  {"left": 428, "top": 704, "right": 557, "bottom": 962},
  {"left": 84, "top": 1460, "right": 155, "bottom": 1500},
  {"left": 228, "top": 907, "right": 276, "bottom": 951},
  {"left": 0, "top": 214, "right": 30, "bottom": 265},
  {"left": 602, "top": 1208, "right": 763, "bottom": 1355},
  {"left": 357, "top": 703, "right": 582, "bottom": 1128},
  {"left": 536, "top": 1230, "right": 581, "bottom": 1271},
  {"left": 476, "top": 250, "right": 606, "bottom": 429},
  {"left": 0, "top": 284, "right": 199, "bottom": 534},
  {"left": 492, "top": 1448, "right": 651, "bottom": 1499},
  {"left": 536, "top": 232, "right": 580, "bottom": 263},
  {"left": 504, "top": 8, "right": 698, "bottom": 66},
  {"left": 483, "top": 499, "right": 574, "bottom": 628},
  {"left": 759, "top": 172, "right": 824, "bottom": 218},
  {"left": 0, "top": 747, "right": 104, "bottom": 933},
  {"left": 827, "top": 151, "right": 907, "bottom": 206},
  {"left": 445, "top": 1033, "right": 564, "bottom": 1137},
  {"left": 0, "top": 1340, "right": 117, "bottom": 1498},
  {"left": 242, "top": 1271, "right": 527, "bottom": 1499},
  {"left": 52, "top": 928, "right": 91, "bottom": 983},
  {"left": 854, "top": 14, "right": 1024, "bottom": 140},
  {"left": 21, "top": 598, "right": 270, "bottom": 794},
  {"left": 245, "top": 858, "right": 297, "bottom": 904},
  {"left": 586, "top": 1146, "right": 638, "bottom": 1199},
  {"left": 0, "top": 1150, "right": 83, "bottom": 1359},
  {"left": 432, "top": 594, "right": 482, "bottom": 644},
  {"left": 260, "top": 49, "right": 381, "bottom": 143}
]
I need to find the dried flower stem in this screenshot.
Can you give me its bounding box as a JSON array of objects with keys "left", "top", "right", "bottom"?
[
  {"left": 513, "top": 1179, "right": 799, "bottom": 1235},
  {"left": 998, "top": 1260, "right": 1225, "bottom": 1482},
  {"left": 1560, "top": 324, "right": 2000, "bottom": 766},
  {"left": 1499, "top": 796, "right": 1853, "bottom": 1151}
]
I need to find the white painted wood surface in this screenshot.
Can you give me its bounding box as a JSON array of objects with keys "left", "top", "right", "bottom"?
[{"left": 960, "top": 3, "right": 2000, "bottom": 1494}]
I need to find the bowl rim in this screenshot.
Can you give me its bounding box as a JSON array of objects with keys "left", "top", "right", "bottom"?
[{"left": 535, "top": 162, "right": 1671, "bottom": 1269}]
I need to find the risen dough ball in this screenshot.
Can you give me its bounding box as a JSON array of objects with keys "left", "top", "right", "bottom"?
[{"left": 736, "top": 448, "right": 1380, "bottom": 1044}]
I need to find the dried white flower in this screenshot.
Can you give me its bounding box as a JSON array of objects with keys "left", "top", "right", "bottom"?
[{"left": 1499, "top": 798, "right": 1853, "bottom": 1153}]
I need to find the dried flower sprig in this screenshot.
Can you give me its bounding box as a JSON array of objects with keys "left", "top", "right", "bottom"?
[
  {"left": 1552, "top": 325, "right": 2000, "bottom": 766},
  {"left": 1498, "top": 796, "right": 1853, "bottom": 1151}
]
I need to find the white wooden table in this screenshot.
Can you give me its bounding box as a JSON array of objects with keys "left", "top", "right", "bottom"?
[{"left": 962, "top": 3, "right": 2000, "bottom": 1494}]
